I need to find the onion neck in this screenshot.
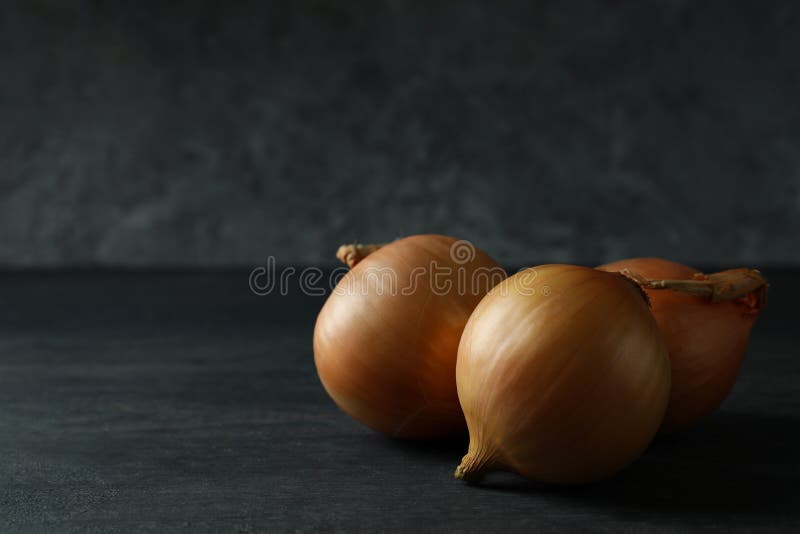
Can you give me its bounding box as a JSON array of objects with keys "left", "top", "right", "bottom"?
[
  {"left": 335, "top": 243, "right": 385, "bottom": 269},
  {"left": 454, "top": 448, "right": 495, "bottom": 484},
  {"left": 621, "top": 268, "right": 768, "bottom": 312}
]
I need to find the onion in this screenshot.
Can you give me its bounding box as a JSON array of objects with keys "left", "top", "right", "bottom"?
[
  {"left": 455, "top": 265, "right": 671, "bottom": 485},
  {"left": 314, "top": 235, "right": 505, "bottom": 439},
  {"left": 597, "top": 258, "right": 767, "bottom": 432}
]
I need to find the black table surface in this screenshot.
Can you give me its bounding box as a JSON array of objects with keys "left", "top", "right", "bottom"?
[{"left": 1, "top": 269, "right": 798, "bottom": 532}]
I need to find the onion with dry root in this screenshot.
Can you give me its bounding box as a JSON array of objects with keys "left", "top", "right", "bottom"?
[
  {"left": 314, "top": 235, "right": 504, "bottom": 439},
  {"left": 455, "top": 265, "right": 671, "bottom": 485},
  {"left": 597, "top": 258, "right": 767, "bottom": 432}
]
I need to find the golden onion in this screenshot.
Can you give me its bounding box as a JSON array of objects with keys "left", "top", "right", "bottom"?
[
  {"left": 455, "top": 264, "right": 670, "bottom": 484},
  {"left": 314, "top": 235, "right": 504, "bottom": 439},
  {"left": 597, "top": 258, "right": 767, "bottom": 432}
]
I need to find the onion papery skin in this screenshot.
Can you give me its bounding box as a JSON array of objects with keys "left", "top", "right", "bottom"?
[
  {"left": 456, "top": 265, "right": 670, "bottom": 485},
  {"left": 314, "top": 235, "right": 504, "bottom": 439},
  {"left": 597, "top": 258, "right": 762, "bottom": 433}
]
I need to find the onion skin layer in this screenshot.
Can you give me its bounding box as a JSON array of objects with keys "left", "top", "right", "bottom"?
[
  {"left": 456, "top": 265, "right": 670, "bottom": 485},
  {"left": 314, "top": 235, "right": 504, "bottom": 439},
  {"left": 598, "top": 258, "right": 762, "bottom": 433}
]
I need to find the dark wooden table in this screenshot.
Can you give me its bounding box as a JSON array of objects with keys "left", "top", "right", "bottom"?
[{"left": 1, "top": 270, "right": 797, "bottom": 532}]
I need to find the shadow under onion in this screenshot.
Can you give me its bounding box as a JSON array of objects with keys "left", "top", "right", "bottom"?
[{"left": 475, "top": 412, "right": 800, "bottom": 518}]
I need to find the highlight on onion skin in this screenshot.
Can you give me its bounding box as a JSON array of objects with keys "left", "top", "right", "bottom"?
[
  {"left": 455, "top": 265, "right": 671, "bottom": 485},
  {"left": 314, "top": 234, "right": 505, "bottom": 439},
  {"left": 597, "top": 258, "right": 767, "bottom": 433}
]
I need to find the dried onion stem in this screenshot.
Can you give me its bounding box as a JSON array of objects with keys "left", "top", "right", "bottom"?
[
  {"left": 335, "top": 243, "right": 385, "bottom": 269},
  {"left": 621, "top": 268, "right": 768, "bottom": 311}
]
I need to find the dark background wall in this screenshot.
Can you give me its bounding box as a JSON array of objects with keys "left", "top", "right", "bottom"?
[{"left": 1, "top": 0, "right": 798, "bottom": 267}]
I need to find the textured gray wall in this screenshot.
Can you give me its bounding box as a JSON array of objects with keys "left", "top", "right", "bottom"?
[{"left": 1, "top": 1, "right": 799, "bottom": 267}]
